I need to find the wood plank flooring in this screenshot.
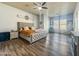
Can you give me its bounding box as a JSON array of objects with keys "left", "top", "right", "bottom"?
[{"left": 0, "top": 33, "right": 73, "bottom": 56}]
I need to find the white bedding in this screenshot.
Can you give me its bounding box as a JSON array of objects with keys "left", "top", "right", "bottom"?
[{"left": 20, "top": 29, "right": 47, "bottom": 43}]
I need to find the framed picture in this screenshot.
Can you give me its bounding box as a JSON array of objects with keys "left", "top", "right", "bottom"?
[{"left": 25, "top": 16, "right": 29, "bottom": 20}]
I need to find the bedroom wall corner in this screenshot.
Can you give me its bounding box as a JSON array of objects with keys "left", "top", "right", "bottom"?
[{"left": 0, "top": 3, "right": 38, "bottom": 32}]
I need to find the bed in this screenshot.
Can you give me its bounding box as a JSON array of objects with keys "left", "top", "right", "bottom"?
[{"left": 18, "top": 22, "right": 47, "bottom": 43}]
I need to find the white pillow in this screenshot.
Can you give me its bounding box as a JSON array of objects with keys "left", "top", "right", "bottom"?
[
  {"left": 24, "top": 27, "right": 29, "bottom": 30},
  {"left": 32, "top": 27, "right": 36, "bottom": 30}
]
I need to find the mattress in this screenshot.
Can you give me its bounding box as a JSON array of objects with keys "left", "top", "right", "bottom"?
[{"left": 19, "top": 29, "right": 47, "bottom": 43}]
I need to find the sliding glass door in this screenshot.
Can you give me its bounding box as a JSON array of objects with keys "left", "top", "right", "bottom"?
[
  {"left": 53, "top": 19, "right": 67, "bottom": 32},
  {"left": 60, "top": 20, "right": 67, "bottom": 31},
  {"left": 50, "top": 16, "right": 68, "bottom": 33},
  {"left": 49, "top": 14, "right": 73, "bottom": 33},
  {"left": 53, "top": 20, "right": 60, "bottom": 32}
]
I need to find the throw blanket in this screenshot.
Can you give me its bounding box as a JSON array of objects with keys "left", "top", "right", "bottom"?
[{"left": 20, "top": 30, "right": 34, "bottom": 36}]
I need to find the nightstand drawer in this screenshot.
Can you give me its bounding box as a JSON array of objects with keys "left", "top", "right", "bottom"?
[{"left": 10, "top": 31, "right": 18, "bottom": 39}]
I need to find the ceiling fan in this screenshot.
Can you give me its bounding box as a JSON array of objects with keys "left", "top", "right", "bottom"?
[{"left": 33, "top": 2, "right": 48, "bottom": 10}]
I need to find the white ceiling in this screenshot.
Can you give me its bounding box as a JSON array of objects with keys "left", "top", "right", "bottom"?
[{"left": 2, "top": 2, "right": 77, "bottom": 16}]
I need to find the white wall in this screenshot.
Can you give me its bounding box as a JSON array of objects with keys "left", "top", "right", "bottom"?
[
  {"left": 0, "top": 3, "right": 38, "bottom": 32},
  {"left": 78, "top": 8, "right": 79, "bottom": 31},
  {"left": 73, "top": 3, "right": 79, "bottom": 31}
]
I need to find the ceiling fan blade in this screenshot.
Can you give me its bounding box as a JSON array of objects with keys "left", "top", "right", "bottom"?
[
  {"left": 42, "top": 7, "right": 48, "bottom": 9},
  {"left": 42, "top": 2, "right": 46, "bottom": 6},
  {"left": 33, "top": 3, "right": 38, "bottom": 6},
  {"left": 33, "top": 8, "right": 37, "bottom": 9}
]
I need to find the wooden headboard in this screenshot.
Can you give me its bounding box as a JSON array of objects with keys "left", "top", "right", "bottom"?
[{"left": 17, "top": 22, "right": 34, "bottom": 30}]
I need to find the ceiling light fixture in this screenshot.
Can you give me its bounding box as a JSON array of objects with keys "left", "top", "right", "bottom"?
[{"left": 38, "top": 7, "right": 42, "bottom": 10}]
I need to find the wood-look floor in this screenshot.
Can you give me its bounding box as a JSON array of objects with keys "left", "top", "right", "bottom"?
[{"left": 0, "top": 33, "right": 73, "bottom": 56}]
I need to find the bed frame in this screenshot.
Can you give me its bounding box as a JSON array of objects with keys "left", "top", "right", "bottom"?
[
  {"left": 17, "top": 22, "right": 34, "bottom": 30},
  {"left": 17, "top": 22, "right": 47, "bottom": 43},
  {"left": 17, "top": 22, "right": 34, "bottom": 43}
]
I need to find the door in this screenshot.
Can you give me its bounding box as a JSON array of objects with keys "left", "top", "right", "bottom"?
[
  {"left": 53, "top": 19, "right": 67, "bottom": 32},
  {"left": 53, "top": 20, "right": 60, "bottom": 32},
  {"left": 60, "top": 20, "right": 67, "bottom": 31}
]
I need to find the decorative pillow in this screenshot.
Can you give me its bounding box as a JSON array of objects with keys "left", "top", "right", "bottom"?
[
  {"left": 32, "top": 27, "right": 36, "bottom": 30},
  {"left": 19, "top": 27, "right": 28, "bottom": 32},
  {"left": 24, "top": 27, "right": 29, "bottom": 30},
  {"left": 19, "top": 28, "right": 22, "bottom": 31}
]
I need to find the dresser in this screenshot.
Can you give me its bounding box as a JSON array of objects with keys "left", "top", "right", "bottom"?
[
  {"left": 10, "top": 31, "right": 18, "bottom": 39},
  {"left": 71, "top": 31, "right": 79, "bottom": 56}
]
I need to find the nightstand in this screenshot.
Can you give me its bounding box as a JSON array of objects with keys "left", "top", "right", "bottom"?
[{"left": 10, "top": 31, "right": 18, "bottom": 39}]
